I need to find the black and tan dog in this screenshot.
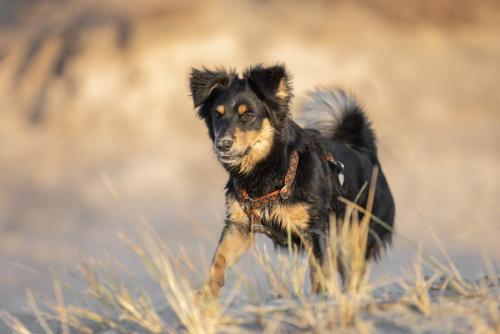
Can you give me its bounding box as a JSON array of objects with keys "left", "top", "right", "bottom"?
[{"left": 189, "top": 64, "right": 395, "bottom": 297}]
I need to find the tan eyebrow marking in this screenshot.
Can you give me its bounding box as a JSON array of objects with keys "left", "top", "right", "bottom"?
[
  {"left": 215, "top": 105, "right": 225, "bottom": 114},
  {"left": 238, "top": 104, "right": 248, "bottom": 115}
]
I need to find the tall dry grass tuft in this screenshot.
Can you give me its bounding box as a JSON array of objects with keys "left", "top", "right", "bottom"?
[
  {"left": 319, "top": 167, "right": 380, "bottom": 329},
  {"left": 322, "top": 214, "right": 372, "bottom": 330},
  {"left": 400, "top": 247, "right": 439, "bottom": 315},
  {"left": 72, "top": 257, "right": 164, "bottom": 333},
  {"left": 121, "top": 219, "right": 224, "bottom": 334}
]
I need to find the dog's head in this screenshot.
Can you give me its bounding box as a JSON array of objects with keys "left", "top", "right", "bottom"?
[{"left": 189, "top": 64, "right": 292, "bottom": 174}]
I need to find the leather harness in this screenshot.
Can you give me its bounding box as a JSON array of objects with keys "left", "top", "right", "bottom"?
[{"left": 233, "top": 149, "right": 343, "bottom": 242}]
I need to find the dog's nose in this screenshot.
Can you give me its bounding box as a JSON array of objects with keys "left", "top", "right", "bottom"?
[{"left": 216, "top": 139, "right": 233, "bottom": 152}]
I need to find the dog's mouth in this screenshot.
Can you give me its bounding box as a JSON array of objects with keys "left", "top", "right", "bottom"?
[{"left": 216, "top": 147, "right": 251, "bottom": 164}]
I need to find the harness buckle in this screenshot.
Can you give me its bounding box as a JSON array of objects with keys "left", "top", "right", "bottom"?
[
  {"left": 337, "top": 161, "right": 345, "bottom": 173},
  {"left": 329, "top": 159, "right": 344, "bottom": 173},
  {"left": 279, "top": 184, "right": 291, "bottom": 200}
]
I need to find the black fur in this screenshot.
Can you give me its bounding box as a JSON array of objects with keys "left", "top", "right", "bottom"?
[{"left": 189, "top": 64, "right": 395, "bottom": 294}]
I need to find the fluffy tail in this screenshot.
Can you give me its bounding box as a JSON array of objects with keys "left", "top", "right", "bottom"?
[{"left": 297, "top": 88, "right": 377, "bottom": 155}]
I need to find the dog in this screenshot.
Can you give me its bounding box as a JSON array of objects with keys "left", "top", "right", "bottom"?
[{"left": 189, "top": 64, "right": 395, "bottom": 297}]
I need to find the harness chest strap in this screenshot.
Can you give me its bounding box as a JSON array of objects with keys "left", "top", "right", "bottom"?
[
  {"left": 232, "top": 150, "right": 298, "bottom": 226},
  {"left": 233, "top": 149, "right": 343, "bottom": 227}
]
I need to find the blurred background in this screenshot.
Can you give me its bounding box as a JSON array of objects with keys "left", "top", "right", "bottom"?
[{"left": 0, "top": 0, "right": 499, "bottom": 312}]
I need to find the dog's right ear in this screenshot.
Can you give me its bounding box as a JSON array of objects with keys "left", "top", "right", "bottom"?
[{"left": 189, "top": 67, "right": 235, "bottom": 110}]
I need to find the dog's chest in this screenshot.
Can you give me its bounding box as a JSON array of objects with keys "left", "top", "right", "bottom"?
[{"left": 226, "top": 198, "right": 310, "bottom": 231}]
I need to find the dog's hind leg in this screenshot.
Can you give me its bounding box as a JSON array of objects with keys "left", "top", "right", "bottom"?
[{"left": 203, "top": 223, "right": 252, "bottom": 298}]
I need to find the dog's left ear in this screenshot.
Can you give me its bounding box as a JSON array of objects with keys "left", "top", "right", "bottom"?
[{"left": 244, "top": 64, "right": 292, "bottom": 127}]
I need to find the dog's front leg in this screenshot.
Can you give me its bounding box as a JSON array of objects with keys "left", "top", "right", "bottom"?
[{"left": 203, "top": 223, "right": 252, "bottom": 298}]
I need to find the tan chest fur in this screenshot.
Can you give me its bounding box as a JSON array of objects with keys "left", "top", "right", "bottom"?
[{"left": 226, "top": 197, "right": 310, "bottom": 231}]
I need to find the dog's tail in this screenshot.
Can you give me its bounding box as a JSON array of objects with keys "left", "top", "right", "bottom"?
[{"left": 297, "top": 88, "right": 377, "bottom": 156}]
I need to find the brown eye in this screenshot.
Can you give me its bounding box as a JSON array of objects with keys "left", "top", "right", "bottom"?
[{"left": 241, "top": 113, "right": 255, "bottom": 122}]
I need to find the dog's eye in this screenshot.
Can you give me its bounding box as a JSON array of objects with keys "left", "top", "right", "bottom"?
[
  {"left": 214, "top": 111, "right": 223, "bottom": 120},
  {"left": 240, "top": 113, "right": 255, "bottom": 123}
]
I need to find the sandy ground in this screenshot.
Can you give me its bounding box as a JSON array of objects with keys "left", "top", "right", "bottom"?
[
  {"left": 0, "top": 277, "right": 498, "bottom": 333},
  {"left": 0, "top": 0, "right": 499, "bottom": 328}
]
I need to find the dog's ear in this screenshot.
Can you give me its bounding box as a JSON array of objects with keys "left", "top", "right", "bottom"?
[
  {"left": 189, "top": 67, "right": 235, "bottom": 109},
  {"left": 244, "top": 64, "right": 292, "bottom": 127}
]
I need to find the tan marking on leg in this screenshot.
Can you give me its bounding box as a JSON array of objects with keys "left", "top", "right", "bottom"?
[
  {"left": 232, "top": 119, "right": 274, "bottom": 174},
  {"left": 270, "top": 203, "right": 310, "bottom": 231},
  {"left": 237, "top": 104, "right": 248, "bottom": 115},
  {"left": 215, "top": 105, "right": 225, "bottom": 115},
  {"left": 225, "top": 197, "right": 249, "bottom": 225},
  {"left": 206, "top": 224, "right": 252, "bottom": 297}
]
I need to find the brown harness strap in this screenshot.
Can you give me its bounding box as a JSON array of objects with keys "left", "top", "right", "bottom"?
[
  {"left": 234, "top": 150, "right": 299, "bottom": 223},
  {"left": 235, "top": 150, "right": 299, "bottom": 205}
]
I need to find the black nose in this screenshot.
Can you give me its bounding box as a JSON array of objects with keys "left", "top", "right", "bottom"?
[{"left": 216, "top": 139, "right": 233, "bottom": 152}]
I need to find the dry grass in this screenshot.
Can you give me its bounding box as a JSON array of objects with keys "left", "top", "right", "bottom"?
[
  {"left": 0, "top": 221, "right": 225, "bottom": 333},
  {"left": 0, "top": 311, "right": 32, "bottom": 334},
  {"left": 253, "top": 245, "right": 309, "bottom": 300},
  {"left": 400, "top": 247, "right": 438, "bottom": 316},
  {"left": 1, "top": 225, "right": 498, "bottom": 334},
  {"left": 121, "top": 222, "right": 224, "bottom": 334},
  {"left": 487, "top": 299, "right": 500, "bottom": 333},
  {"left": 50, "top": 221, "right": 229, "bottom": 334},
  {"left": 0, "top": 172, "right": 498, "bottom": 333}
]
